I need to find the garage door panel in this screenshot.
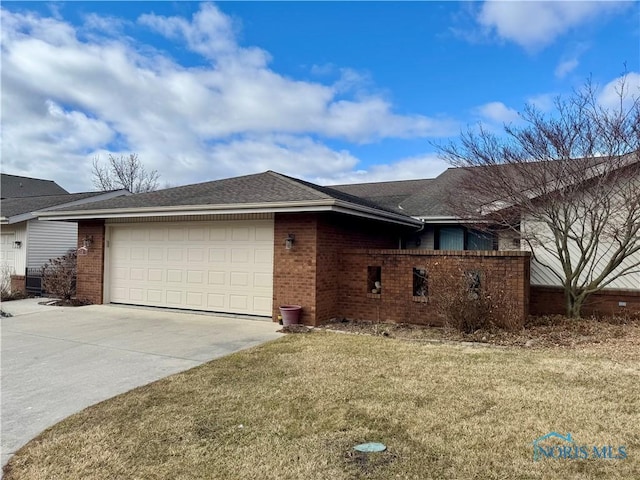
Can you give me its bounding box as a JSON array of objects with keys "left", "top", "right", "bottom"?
[
  {"left": 187, "top": 270, "right": 204, "bottom": 284},
  {"left": 207, "top": 293, "right": 225, "bottom": 308},
  {"left": 188, "top": 227, "right": 206, "bottom": 241},
  {"left": 186, "top": 292, "right": 203, "bottom": 307},
  {"left": 167, "top": 248, "right": 183, "bottom": 261},
  {"left": 148, "top": 229, "right": 166, "bottom": 241},
  {"left": 229, "top": 295, "right": 248, "bottom": 310},
  {"left": 131, "top": 229, "right": 147, "bottom": 242},
  {"left": 208, "top": 249, "right": 226, "bottom": 262},
  {"left": 168, "top": 228, "right": 184, "bottom": 241},
  {"left": 254, "top": 296, "right": 272, "bottom": 312},
  {"left": 231, "top": 249, "right": 249, "bottom": 263},
  {"left": 187, "top": 248, "right": 204, "bottom": 262},
  {"left": 208, "top": 271, "right": 225, "bottom": 285},
  {"left": 230, "top": 272, "right": 249, "bottom": 286},
  {"left": 130, "top": 268, "right": 145, "bottom": 281},
  {"left": 254, "top": 272, "right": 271, "bottom": 288},
  {"left": 148, "top": 248, "right": 164, "bottom": 261},
  {"left": 108, "top": 221, "right": 273, "bottom": 316},
  {"left": 167, "top": 270, "right": 182, "bottom": 283},
  {"left": 232, "top": 228, "right": 250, "bottom": 241},
  {"left": 147, "top": 290, "right": 163, "bottom": 303},
  {"left": 166, "top": 290, "right": 182, "bottom": 304},
  {"left": 148, "top": 269, "right": 163, "bottom": 282}
]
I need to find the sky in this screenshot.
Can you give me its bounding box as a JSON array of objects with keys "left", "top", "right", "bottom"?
[{"left": 1, "top": 1, "right": 638, "bottom": 192}]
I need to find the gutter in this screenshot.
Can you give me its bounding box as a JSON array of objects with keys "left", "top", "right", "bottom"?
[{"left": 37, "top": 199, "right": 422, "bottom": 228}]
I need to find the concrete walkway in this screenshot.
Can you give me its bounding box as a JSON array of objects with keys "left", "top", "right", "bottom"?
[{"left": 0, "top": 300, "right": 282, "bottom": 467}]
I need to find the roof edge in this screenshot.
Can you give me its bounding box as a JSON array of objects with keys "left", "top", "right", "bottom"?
[{"left": 38, "top": 199, "right": 421, "bottom": 227}]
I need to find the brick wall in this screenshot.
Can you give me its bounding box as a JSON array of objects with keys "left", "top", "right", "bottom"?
[
  {"left": 273, "top": 213, "right": 318, "bottom": 325},
  {"left": 337, "top": 249, "right": 531, "bottom": 326},
  {"left": 315, "top": 215, "right": 402, "bottom": 322},
  {"left": 76, "top": 220, "right": 105, "bottom": 304},
  {"left": 531, "top": 286, "right": 640, "bottom": 317},
  {"left": 10, "top": 275, "right": 26, "bottom": 294},
  {"left": 273, "top": 213, "right": 405, "bottom": 325}
]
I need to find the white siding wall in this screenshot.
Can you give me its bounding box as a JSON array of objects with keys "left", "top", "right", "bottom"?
[
  {"left": 498, "top": 230, "right": 520, "bottom": 251},
  {"left": 0, "top": 222, "right": 28, "bottom": 275},
  {"left": 26, "top": 220, "right": 78, "bottom": 269},
  {"left": 408, "top": 226, "right": 435, "bottom": 249},
  {"left": 525, "top": 218, "right": 640, "bottom": 290}
]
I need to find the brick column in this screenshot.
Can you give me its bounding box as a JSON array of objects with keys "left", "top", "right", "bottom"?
[
  {"left": 10, "top": 275, "right": 26, "bottom": 295},
  {"left": 76, "top": 220, "right": 106, "bottom": 304}
]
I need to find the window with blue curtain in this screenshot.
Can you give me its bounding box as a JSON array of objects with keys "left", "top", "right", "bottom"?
[
  {"left": 438, "top": 227, "right": 464, "bottom": 250},
  {"left": 467, "top": 230, "right": 494, "bottom": 250}
]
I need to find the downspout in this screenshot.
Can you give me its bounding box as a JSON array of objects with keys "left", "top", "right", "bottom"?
[{"left": 399, "top": 218, "right": 426, "bottom": 250}]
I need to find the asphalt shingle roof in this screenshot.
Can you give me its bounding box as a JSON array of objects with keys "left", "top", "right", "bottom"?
[
  {"left": 331, "top": 178, "right": 434, "bottom": 213},
  {"left": 0, "top": 192, "right": 112, "bottom": 219},
  {"left": 1, "top": 174, "right": 68, "bottom": 198},
  {"left": 50, "top": 171, "right": 409, "bottom": 217}
]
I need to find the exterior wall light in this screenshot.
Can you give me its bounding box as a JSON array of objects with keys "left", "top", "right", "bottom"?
[
  {"left": 82, "top": 235, "right": 93, "bottom": 249},
  {"left": 13, "top": 241, "right": 22, "bottom": 249},
  {"left": 285, "top": 234, "right": 295, "bottom": 250}
]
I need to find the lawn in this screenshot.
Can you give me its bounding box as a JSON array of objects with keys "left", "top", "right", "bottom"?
[{"left": 4, "top": 331, "right": 639, "bottom": 479}]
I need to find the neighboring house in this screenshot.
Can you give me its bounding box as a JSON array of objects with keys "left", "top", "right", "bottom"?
[
  {"left": 0, "top": 173, "right": 130, "bottom": 293},
  {"left": 1, "top": 173, "right": 69, "bottom": 199},
  {"left": 37, "top": 159, "right": 639, "bottom": 324}
]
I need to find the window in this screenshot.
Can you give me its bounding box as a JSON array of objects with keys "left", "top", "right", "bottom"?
[
  {"left": 467, "top": 230, "right": 494, "bottom": 250},
  {"left": 437, "top": 227, "right": 464, "bottom": 250},
  {"left": 413, "top": 267, "right": 428, "bottom": 302},
  {"left": 434, "top": 226, "right": 496, "bottom": 251},
  {"left": 367, "top": 266, "right": 382, "bottom": 295}
]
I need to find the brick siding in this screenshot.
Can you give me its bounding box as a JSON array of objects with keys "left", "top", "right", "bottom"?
[
  {"left": 76, "top": 220, "right": 105, "bottom": 304},
  {"left": 10, "top": 275, "right": 26, "bottom": 294},
  {"left": 531, "top": 286, "right": 640, "bottom": 317},
  {"left": 273, "top": 212, "right": 404, "bottom": 325},
  {"left": 337, "top": 249, "right": 531, "bottom": 326}
]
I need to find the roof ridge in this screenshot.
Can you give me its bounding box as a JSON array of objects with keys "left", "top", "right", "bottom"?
[
  {"left": 265, "top": 171, "right": 329, "bottom": 200},
  {"left": 331, "top": 177, "right": 434, "bottom": 188}
]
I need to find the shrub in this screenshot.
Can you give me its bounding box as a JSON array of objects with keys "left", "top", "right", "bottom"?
[
  {"left": 435, "top": 267, "right": 522, "bottom": 332},
  {"left": 42, "top": 250, "right": 77, "bottom": 301},
  {"left": 0, "top": 263, "right": 13, "bottom": 300}
]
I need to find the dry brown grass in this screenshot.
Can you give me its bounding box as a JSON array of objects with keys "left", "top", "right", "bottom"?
[{"left": 4, "top": 332, "right": 639, "bottom": 480}]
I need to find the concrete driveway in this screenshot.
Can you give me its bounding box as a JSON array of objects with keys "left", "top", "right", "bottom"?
[{"left": 1, "top": 299, "right": 282, "bottom": 467}]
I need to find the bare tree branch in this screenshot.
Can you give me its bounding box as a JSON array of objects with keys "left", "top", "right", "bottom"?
[
  {"left": 437, "top": 72, "right": 640, "bottom": 317},
  {"left": 91, "top": 154, "right": 160, "bottom": 193}
]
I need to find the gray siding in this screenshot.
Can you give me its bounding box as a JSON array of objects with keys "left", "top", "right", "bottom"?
[{"left": 26, "top": 220, "right": 77, "bottom": 268}]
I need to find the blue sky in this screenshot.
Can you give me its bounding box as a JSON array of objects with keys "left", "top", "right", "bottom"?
[{"left": 1, "top": 1, "right": 638, "bottom": 192}]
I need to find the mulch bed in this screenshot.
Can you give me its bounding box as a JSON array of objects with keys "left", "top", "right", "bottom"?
[
  {"left": 317, "top": 314, "right": 640, "bottom": 351},
  {"left": 38, "top": 298, "right": 91, "bottom": 307}
]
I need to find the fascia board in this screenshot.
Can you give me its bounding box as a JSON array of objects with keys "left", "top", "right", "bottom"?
[{"left": 37, "top": 199, "right": 420, "bottom": 227}]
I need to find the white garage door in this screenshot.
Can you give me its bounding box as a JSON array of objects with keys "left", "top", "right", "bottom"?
[
  {"left": 107, "top": 221, "right": 274, "bottom": 316},
  {"left": 1, "top": 233, "right": 16, "bottom": 288}
]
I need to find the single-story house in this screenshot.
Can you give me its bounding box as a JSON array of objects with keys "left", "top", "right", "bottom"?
[
  {"left": 0, "top": 173, "right": 130, "bottom": 293},
  {"left": 37, "top": 161, "right": 639, "bottom": 324}
]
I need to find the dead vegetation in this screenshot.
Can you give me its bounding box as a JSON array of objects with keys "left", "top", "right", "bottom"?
[{"left": 321, "top": 314, "right": 640, "bottom": 359}]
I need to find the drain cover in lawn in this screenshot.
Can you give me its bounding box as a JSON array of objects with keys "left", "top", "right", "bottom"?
[{"left": 353, "top": 442, "right": 387, "bottom": 453}]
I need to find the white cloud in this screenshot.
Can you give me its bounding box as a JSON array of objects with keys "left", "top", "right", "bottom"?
[
  {"left": 477, "top": 1, "right": 629, "bottom": 50},
  {"left": 474, "top": 101, "right": 520, "bottom": 124},
  {"left": 554, "top": 58, "right": 579, "bottom": 79},
  {"left": 526, "top": 93, "right": 556, "bottom": 113},
  {"left": 597, "top": 72, "right": 640, "bottom": 111},
  {"left": 317, "top": 153, "right": 450, "bottom": 185},
  {"left": 0, "top": 4, "right": 456, "bottom": 192}
]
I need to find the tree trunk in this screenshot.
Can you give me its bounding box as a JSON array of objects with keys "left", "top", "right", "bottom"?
[{"left": 565, "top": 289, "right": 583, "bottom": 318}]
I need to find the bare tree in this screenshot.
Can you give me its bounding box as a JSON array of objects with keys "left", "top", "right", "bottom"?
[
  {"left": 437, "top": 73, "right": 640, "bottom": 318},
  {"left": 92, "top": 153, "right": 160, "bottom": 193}
]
